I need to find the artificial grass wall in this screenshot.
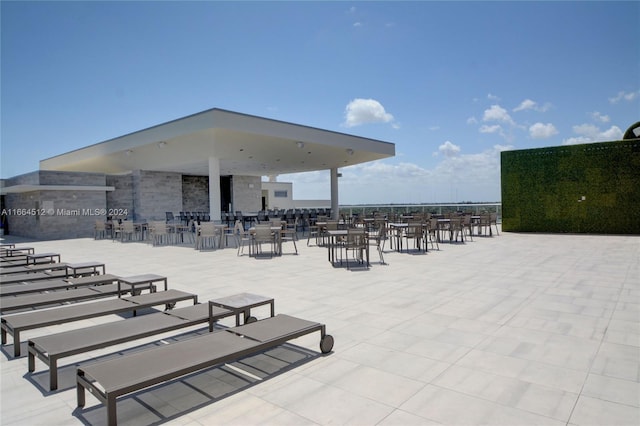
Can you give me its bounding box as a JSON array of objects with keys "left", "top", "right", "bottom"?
[{"left": 501, "top": 139, "right": 640, "bottom": 234}]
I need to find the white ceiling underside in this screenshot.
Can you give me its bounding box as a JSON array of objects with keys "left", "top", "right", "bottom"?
[{"left": 40, "top": 109, "right": 395, "bottom": 177}]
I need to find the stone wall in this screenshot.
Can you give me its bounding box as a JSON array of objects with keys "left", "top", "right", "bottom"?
[
  {"left": 37, "top": 189, "right": 107, "bottom": 239},
  {"left": 106, "top": 174, "right": 134, "bottom": 219},
  {"left": 182, "top": 175, "right": 209, "bottom": 213},
  {"left": 232, "top": 175, "right": 262, "bottom": 213},
  {"left": 2, "top": 171, "right": 107, "bottom": 240},
  {"left": 132, "top": 170, "right": 182, "bottom": 221}
]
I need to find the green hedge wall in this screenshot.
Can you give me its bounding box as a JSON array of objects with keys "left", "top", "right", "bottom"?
[{"left": 501, "top": 140, "right": 640, "bottom": 234}]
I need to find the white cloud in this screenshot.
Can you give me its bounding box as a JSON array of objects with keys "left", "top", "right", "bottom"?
[
  {"left": 438, "top": 141, "right": 461, "bottom": 158},
  {"left": 590, "top": 111, "right": 610, "bottom": 123},
  {"left": 513, "top": 99, "right": 537, "bottom": 112},
  {"left": 283, "top": 143, "right": 507, "bottom": 203},
  {"left": 482, "top": 104, "right": 514, "bottom": 124},
  {"left": 466, "top": 116, "right": 478, "bottom": 125},
  {"left": 609, "top": 90, "right": 639, "bottom": 103},
  {"left": 353, "top": 22, "right": 362, "bottom": 27},
  {"left": 487, "top": 93, "right": 501, "bottom": 101},
  {"left": 529, "top": 122, "right": 558, "bottom": 139},
  {"left": 343, "top": 98, "right": 395, "bottom": 128},
  {"left": 562, "top": 123, "right": 623, "bottom": 145},
  {"left": 513, "top": 99, "right": 552, "bottom": 113},
  {"left": 479, "top": 124, "right": 502, "bottom": 134}
]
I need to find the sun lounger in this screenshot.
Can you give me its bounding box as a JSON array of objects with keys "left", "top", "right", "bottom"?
[
  {"left": 2, "top": 289, "right": 198, "bottom": 357},
  {"left": 29, "top": 303, "right": 235, "bottom": 390},
  {"left": 77, "top": 314, "right": 333, "bottom": 426},
  {"left": 0, "top": 262, "right": 68, "bottom": 275},
  {"left": 0, "top": 270, "right": 70, "bottom": 285},
  {"left": 0, "top": 281, "right": 154, "bottom": 314},
  {"left": 0, "top": 274, "right": 120, "bottom": 297}
]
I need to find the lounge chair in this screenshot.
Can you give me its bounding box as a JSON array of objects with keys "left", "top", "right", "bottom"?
[
  {"left": 0, "top": 282, "right": 147, "bottom": 314},
  {"left": 0, "top": 269, "right": 70, "bottom": 285},
  {"left": 0, "top": 274, "right": 120, "bottom": 298},
  {"left": 29, "top": 303, "right": 236, "bottom": 390},
  {"left": 1, "top": 289, "right": 198, "bottom": 357},
  {"left": 77, "top": 314, "right": 333, "bottom": 426},
  {"left": 0, "top": 262, "right": 68, "bottom": 275}
]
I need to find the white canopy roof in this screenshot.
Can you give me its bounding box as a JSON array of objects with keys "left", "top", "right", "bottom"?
[{"left": 40, "top": 108, "right": 395, "bottom": 176}]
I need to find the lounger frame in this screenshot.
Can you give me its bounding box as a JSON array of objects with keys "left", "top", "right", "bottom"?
[
  {"left": 0, "top": 282, "right": 149, "bottom": 314},
  {"left": 76, "top": 314, "right": 333, "bottom": 426},
  {"left": 29, "top": 304, "right": 233, "bottom": 390},
  {"left": 0, "top": 274, "right": 120, "bottom": 297},
  {"left": 0, "top": 270, "right": 69, "bottom": 285},
  {"left": 1, "top": 289, "right": 197, "bottom": 356}
]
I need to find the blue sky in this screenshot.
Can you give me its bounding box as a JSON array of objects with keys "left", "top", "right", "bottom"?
[{"left": 2, "top": 1, "right": 638, "bottom": 204}]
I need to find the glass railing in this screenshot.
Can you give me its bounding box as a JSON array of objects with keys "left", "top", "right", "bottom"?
[{"left": 339, "top": 203, "right": 502, "bottom": 221}]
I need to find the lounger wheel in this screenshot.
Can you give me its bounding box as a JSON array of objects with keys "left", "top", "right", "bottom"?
[
  {"left": 245, "top": 316, "right": 258, "bottom": 324},
  {"left": 165, "top": 302, "right": 176, "bottom": 310},
  {"left": 320, "top": 335, "right": 334, "bottom": 354}
]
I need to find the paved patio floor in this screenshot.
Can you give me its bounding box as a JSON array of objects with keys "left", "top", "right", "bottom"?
[{"left": 1, "top": 229, "right": 638, "bottom": 425}]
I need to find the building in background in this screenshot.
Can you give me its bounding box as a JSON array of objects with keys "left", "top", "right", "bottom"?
[{"left": 1, "top": 108, "right": 394, "bottom": 239}]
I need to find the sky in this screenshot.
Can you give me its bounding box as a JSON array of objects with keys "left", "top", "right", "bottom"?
[{"left": 2, "top": 1, "right": 639, "bottom": 204}]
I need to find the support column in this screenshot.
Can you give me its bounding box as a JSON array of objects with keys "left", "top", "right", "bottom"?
[
  {"left": 208, "top": 157, "right": 222, "bottom": 222},
  {"left": 330, "top": 167, "right": 339, "bottom": 220}
]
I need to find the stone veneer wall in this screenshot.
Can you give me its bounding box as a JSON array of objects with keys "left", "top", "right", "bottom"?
[
  {"left": 132, "top": 170, "right": 182, "bottom": 221},
  {"left": 3, "top": 170, "right": 265, "bottom": 238},
  {"left": 232, "top": 175, "right": 262, "bottom": 213},
  {"left": 106, "top": 174, "right": 134, "bottom": 219},
  {"left": 182, "top": 175, "right": 209, "bottom": 213},
  {"left": 3, "top": 171, "right": 107, "bottom": 240}
]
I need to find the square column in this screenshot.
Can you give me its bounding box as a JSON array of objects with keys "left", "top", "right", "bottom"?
[
  {"left": 208, "top": 157, "right": 222, "bottom": 222},
  {"left": 330, "top": 167, "right": 339, "bottom": 220}
]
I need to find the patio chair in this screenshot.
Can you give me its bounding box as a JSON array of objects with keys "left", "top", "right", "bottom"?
[
  {"left": 113, "top": 221, "right": 140, "bottom": 242},
  {"left": 400, "top": 222, "right": 425, "bottom": 252},
  {"left": 478, "top": 214, "right": 492, "bottom": 236},
  {"left": 449, "top": 216, "right": 464, "bottom": 243},
  {"left": 149, "top": 221, "right": 174, "bottom": 246},
  {"left": 94, "top": 221, "right": 108, "bottom": 240},
  {"left": 1, "top": 289, "right": 198, "bottom": 357},
  {"left": 490, "top": 212, "right": 500, "bottom": 235},
  {"left": 28, "top": 303, "right": 235, "bottom": 390},
  {"left": 460, "top": 214, "right": 474, "bottom": 241},
  {"left": 280, "top": 224, "right": 298, "bottom": 255},
  {"left": 426, "top": 218, "right": 440, "bottom": 251},
  {"left": 76, "top": 314, "right": 334, "bottom": 426},
  {"left": 234, "top": 220, "right": 251, "bottom": 256},
  {"left": 253, "top": 224, "right": 276, "bottom": 258},
  {"left": 369, "top": 220, "right": 387, "bottom": 265},
  {"left": 195, "top": 222, "right": 220, "bottom": 250},
  {"left": 342, "top": 227, "right": 369, "bottom": 269}
]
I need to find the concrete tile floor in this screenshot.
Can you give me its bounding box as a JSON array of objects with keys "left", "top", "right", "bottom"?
[{"left": 0, "top": 229, "right": 638, "bottom": 425}]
